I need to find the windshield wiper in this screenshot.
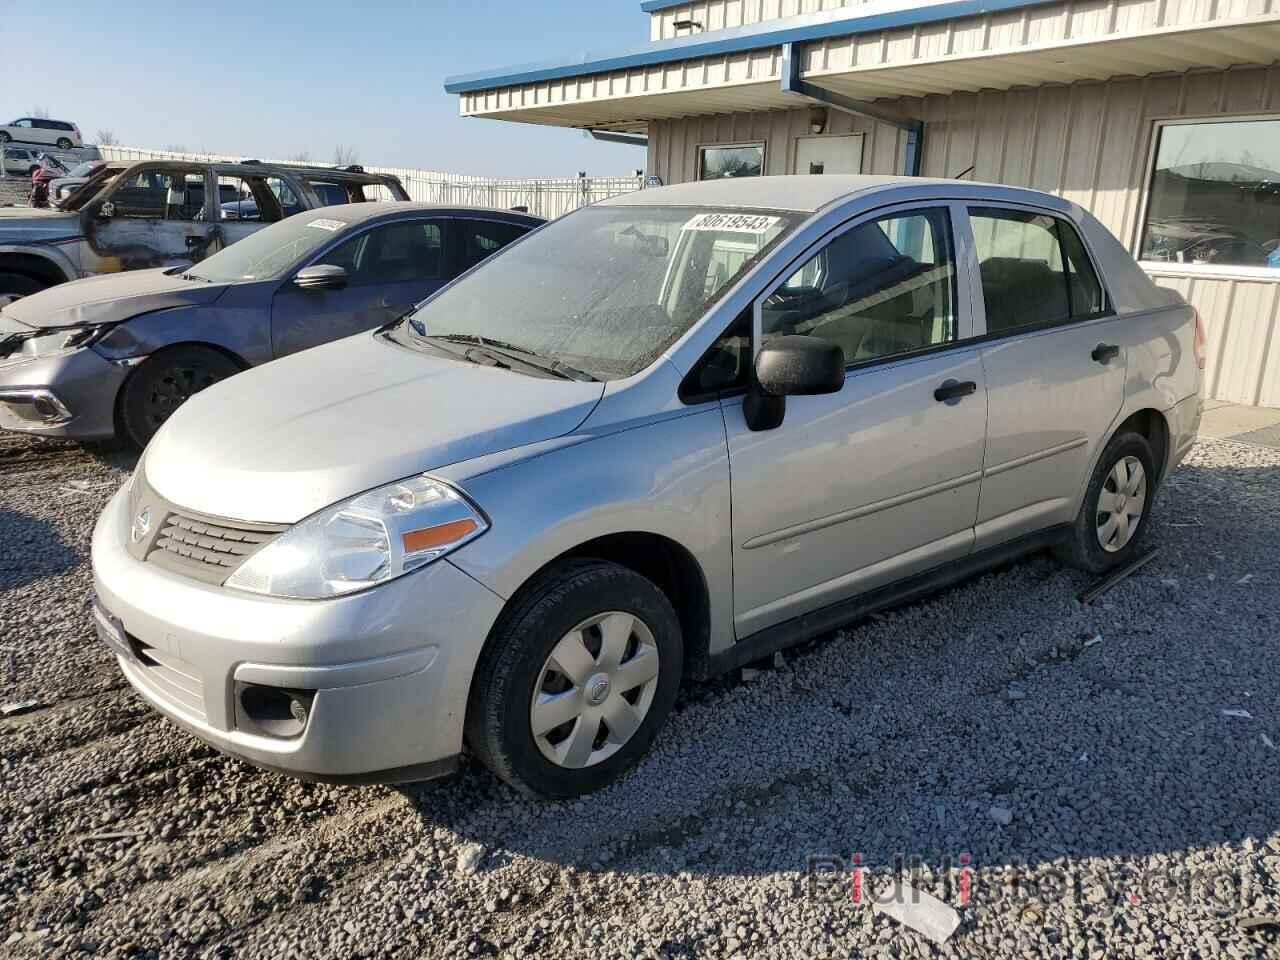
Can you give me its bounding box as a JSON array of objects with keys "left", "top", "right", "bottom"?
[{"left": 415, "top": 332, "right": 598, "bottom": 382}]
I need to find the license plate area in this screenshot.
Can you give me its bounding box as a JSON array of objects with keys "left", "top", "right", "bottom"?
[{"left": 92, "top": 596, "right": 139, "bottom": 665}]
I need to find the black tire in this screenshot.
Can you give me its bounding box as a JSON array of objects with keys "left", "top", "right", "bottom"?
[
  {"left": 0, "top": 272, "right": 46, "bottom": 303},
  {"left": 118, "top": 345, "right": 242, "bottom": 449},
  {"left": 1056, "top": 431, "right": 1157, "bottom": 575},
  {"left": 0, "top": 132, "right": 10, "bottom": 143},
  {"left": 55, "top": 138, "right": 73, "bottom": 150},
  {"left": 466, "top": 559, "right": 683, "bottom": 798}
]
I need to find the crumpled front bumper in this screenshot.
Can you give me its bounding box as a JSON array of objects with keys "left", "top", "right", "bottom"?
[
  {"left": 90, "top": 484, "right": 507, "bottom": 782},
  {"left": 0, "top": 347, "right": 125, "bottom": 439}
]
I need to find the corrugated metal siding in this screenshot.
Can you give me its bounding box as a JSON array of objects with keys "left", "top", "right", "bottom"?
[
  {"left": 650, "top": 0, "right": 864, "bottom": 41},
  {"left": 465, "top": 0, "right": 1280, "bottom": 124},
  {"left": 649, "top": 65, "right": 1280, "bottom": 405}
]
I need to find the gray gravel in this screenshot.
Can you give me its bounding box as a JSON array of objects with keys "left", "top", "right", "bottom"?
[{"left": 3, "top": 430, "right": 1279, "bottom": 959}]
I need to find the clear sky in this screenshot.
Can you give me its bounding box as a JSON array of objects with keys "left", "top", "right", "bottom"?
[{"left": 0, "top": 0, "right": 648, "bottom": 178}]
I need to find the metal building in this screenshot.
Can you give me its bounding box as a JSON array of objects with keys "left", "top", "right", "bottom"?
[{"left": 446, "top": 0, "right": 1280, "bottom": 407}]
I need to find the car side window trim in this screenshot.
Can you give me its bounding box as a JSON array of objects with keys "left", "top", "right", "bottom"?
[{"left": 963, "top": 201, "right": 1114, "bottom": 342}]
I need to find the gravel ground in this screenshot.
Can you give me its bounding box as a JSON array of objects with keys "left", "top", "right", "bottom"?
[{"left": 2, "top": 430, "right": 1279, "bottom": 959}]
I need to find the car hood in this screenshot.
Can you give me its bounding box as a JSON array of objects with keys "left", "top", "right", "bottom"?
[
  {"left": 3, "top": 268, "right": 228, "bottom": 329},
  {"left": 0, "top": 205, "right": 81, "bottom": 242},
  {"left": 145, "top": 333, "right": 606, "bottom": 523}
]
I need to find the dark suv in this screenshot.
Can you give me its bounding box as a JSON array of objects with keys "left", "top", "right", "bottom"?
[{"left": 0, "top": 159, "right": 409, "bottom": 302}]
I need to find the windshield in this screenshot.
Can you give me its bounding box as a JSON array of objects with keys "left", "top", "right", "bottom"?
[
  {"left": 402, "top": 205, "right": 802, "bottom": 380},
  {"left": 187, "top": 214, "right": 350, "bottom": 283}
]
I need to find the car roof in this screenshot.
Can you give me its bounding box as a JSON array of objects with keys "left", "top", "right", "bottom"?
[
  {"left": 104, "top": 158, "right": 405, "bottom": 187},
  {"left": 299, "top": 201, "right": 545, "bottom": 226},
  {"left": 601, "top": 174, "right": 1074, "bottom": 215}
]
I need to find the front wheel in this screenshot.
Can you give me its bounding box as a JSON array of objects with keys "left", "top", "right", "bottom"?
[
  {"left": 118, "top": 345, "right": 241, "bottom": 448},
  {"left": 0, "top": 272, "right": 47, "bottom": 304},
  {"left": 466, "top": 560, "right": 683, "bottom": 798},
  {"left": 1057, "top": 431, "right": 1157, "bottom": 574},
  {"left": 0, "top": 132, "right": 10, "bottom": 144}
]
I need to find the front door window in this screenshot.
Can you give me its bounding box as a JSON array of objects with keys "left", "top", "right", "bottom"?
[{"left": 763, "top": 208, "right": 957, "bottom": 365}]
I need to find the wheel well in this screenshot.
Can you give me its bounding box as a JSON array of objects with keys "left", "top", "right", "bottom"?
[
  {"left": 1115, "top": 408, "right": 1170, "bottom": 482},
  {"left": 113, "top": 341, "right": 251, "bottom": 434},
  {"left": 547, "top": 533, "right": 713, "bottom": 681},
  {"left": 0, "top": 253, "right": 70, "bottom": 289}
]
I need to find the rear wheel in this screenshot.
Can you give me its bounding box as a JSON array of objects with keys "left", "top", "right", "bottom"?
[
  {"left": 1057, "top": 431, "right": 1156, "bottom": 574},
  {"left": 118, "top": 345, "right": 241, "bottom": 448},
  {"left": 466, "top": 560, "right": 683, "bottom": 798},
  {"left": 55, "top": 137, "right": 73, "bottom": 150}
]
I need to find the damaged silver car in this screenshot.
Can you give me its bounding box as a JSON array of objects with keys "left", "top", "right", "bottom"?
[{"left": 0, "top": 159, "right": 409, "bottom": 302}]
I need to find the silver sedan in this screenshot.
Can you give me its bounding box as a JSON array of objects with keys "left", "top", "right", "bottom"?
[{"left": 91, "top": 175, "right": 1203, "bottom": 797}]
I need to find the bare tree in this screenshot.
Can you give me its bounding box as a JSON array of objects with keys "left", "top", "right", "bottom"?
[
  {"left": 163, "top": 144, "right": 189, "bottom": 155},
  {"left": 286, "top": 150, "right": 312, "bottom": 164},
  {"left": 29, "top": 106, "right": 51, "bottom": 119},
  {"left": 95, "top": 129, "right": 119, "bottom": 147},
  {"left": 332, "top": 144, "right": 359, "bottom": 167}
]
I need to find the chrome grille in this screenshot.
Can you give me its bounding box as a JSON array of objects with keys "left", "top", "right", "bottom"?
[{"left": 146, "top": 509, "right": 287, "bottom": 585}]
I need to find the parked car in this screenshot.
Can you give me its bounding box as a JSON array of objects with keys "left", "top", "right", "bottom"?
[
  {"left": 0, "top": 202, "right": 540, "bottom": 446},
  {"left": 2, "top": 147, "right": 68, "bottom": 177},
  {"left": 0, "top": 117, "right": 82, "bottom": 149},
  {"left": 90, "top": 176, "right": 1203, "bottom": 797},
  {"left": 49, "top": 159, "right": 107, "bottom": 202},
  {"left": 0, "top": 159, "right": 410, "bottom": 301}
]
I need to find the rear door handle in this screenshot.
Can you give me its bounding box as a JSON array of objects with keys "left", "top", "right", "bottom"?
[
  {"left": 1092, "top": 343, "right": 1120, "bottom": 364},
  {"left": 934, "top": 379, "right": 977, "bottom": 403}
]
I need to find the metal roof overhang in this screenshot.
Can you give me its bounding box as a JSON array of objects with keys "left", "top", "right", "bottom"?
[{"left": 447, "top": 10, "right": 1280, "bottom": 135}]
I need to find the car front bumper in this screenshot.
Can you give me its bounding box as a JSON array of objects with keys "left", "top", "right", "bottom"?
[
  {"left": 0, "top": 347, "right": 125, "bottom": 439},
  {"left": 90, "top": 484, "right": 507, "bottom": 782}
]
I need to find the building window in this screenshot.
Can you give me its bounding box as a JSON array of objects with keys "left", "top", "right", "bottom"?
[
  {"left": 698, "top": 143, "right": 764, "bottom": 181},
  {"left": 1139, "top": 117, "right": 1280, "bottom": 270}
]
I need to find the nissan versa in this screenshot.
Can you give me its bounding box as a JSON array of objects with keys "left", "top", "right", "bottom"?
[{"left": 90, "top": 176, "right": 1203, "bottom": 797}]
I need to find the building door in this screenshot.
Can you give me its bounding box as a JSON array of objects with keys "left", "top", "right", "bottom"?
[{"left": 793, "top": 134, "right": 864, "bottom": 176}]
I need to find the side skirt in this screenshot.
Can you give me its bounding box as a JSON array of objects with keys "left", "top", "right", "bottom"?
[{"left": 707, "top": 525, "right": 1071, "bottom": 676}]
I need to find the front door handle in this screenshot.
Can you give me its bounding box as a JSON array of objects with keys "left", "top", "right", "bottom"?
[
  {"left": 934, "top": 379, "right": 977, "bottom": 404},
  {"left": 1092, "top": 343, "right": 1120, "bottom": 364}
]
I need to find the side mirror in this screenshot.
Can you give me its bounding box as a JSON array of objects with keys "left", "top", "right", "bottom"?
[
  {"left": 744, "top": 335, "right": 845, "bottom": 432},
  {"left": 96, "top": 200, "right": 115, "bottom": 220},
  {"left": 756, "top": 335, "right": 845, "bottom": 396},
  {"left": 293, "top": 264, "right": 348, "bottom": 291}
]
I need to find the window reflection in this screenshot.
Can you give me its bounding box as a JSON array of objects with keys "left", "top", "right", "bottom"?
[{"left": 1140, "top": 119, "right": 1280, "bottom": 269}]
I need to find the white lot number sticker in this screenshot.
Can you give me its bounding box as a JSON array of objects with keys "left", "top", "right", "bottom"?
[
  {"left": 307, "top": 218, "right": 345, "bottom": 232},
  {"left": 683, "top": 212, "right": 780, "bottom": 235}
]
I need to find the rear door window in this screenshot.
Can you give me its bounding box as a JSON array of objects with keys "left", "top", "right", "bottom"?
[
  {"left": 460, "top": 219, "right": 528, "bottom": 271},
  {"left": 969, "top": 207, "right": 1106, "bottom": 334}
]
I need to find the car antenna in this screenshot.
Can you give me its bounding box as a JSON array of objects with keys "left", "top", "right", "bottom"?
[{"left": 952, "top": 165, "right": 975, "bottom": 180}]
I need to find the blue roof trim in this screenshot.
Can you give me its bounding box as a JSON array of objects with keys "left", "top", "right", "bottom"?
[
  {"left": 444, "top": 0, "right": 1058, "bottom": 94},
  {"left": 639, "top": 0, "right": 697, "bottom": 11}
]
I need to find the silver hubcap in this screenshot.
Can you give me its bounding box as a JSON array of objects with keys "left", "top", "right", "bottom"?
[
  {"left": 1096, "top": 455, "right": 1147, "bottom": 553},
  {"left": 530, "top": 611, "right": 660, "bottom": 769}
]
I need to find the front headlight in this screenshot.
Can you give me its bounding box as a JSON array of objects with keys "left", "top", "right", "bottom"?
[
  {"left": 16, "top": 323, "right": 117, "bottom": 359},
  {"left": 224, "top": 475, "right": 488, "bottom": 600}
]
